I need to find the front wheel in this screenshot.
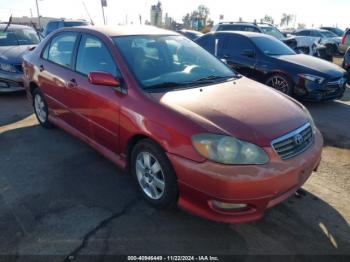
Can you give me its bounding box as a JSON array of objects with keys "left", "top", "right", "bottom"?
[
  {"left": 265, "top": 74, "right": 294, "bottom": 95},
  {"left": 131, "top": 139, "right": 178, "bottom": 209},
  {"left": 32, "top": 88, "right": 54, "bottom": 129}
]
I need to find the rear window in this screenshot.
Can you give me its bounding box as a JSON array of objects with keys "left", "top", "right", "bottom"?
[
  {"left": 63, "top": 21, "right": 89, "bottom": 27},
  {"left": 218, "top": 24, "right": 260, "bottom": 32}
]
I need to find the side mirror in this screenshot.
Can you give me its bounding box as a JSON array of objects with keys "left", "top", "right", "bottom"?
[
  {"left": 241, "top": 49, "right": 255, "bottom": 58},
  {"left": 220, "top": 58, "right": 228, "bottom": 64},
  {"left": 88, "top": 72, "right": 120, "bottom": 87}
]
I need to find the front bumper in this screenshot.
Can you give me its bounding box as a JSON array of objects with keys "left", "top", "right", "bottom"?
[
  {"left": 167, "top": 130, "right": 323, "bottom": 223},
  {"left": 294, "top": 76, "right": 347, "bottom": 101},
  {"left": 0, "top": 71, "right": 25, "bottom": 93}
]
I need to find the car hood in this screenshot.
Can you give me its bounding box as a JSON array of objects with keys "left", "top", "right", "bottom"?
[
  {"left": 0, "top": 45, "right": 36, "bottom": 64},
  {"left": 276, "top": 54, "right": 344, "bottom": 76},
  {"left": 149, "top": 77, "right": 307, "bottom": 147}
]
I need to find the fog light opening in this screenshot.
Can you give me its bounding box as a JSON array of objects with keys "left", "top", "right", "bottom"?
[{"left": 210, "top": 200, "right": 248, "bottom": 212}]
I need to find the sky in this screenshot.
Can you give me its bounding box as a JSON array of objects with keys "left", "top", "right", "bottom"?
[{"left": 0, "top": 0, "right": 349, "bottom": 29}]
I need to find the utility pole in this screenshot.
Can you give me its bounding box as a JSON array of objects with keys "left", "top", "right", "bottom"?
[
  {"left": 35, "top": 0, "right": 41, "bottom": 29},
  {"left": 100, "top": 0, "right": 107, "bottom": 25}
]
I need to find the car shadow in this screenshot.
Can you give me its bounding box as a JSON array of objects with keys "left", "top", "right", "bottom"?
[{"left": 0, "top": 124, "right": 349, "bottom": 257}]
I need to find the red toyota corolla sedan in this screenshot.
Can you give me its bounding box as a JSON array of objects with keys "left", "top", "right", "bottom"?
[{"left": 22, "top": 26, "right": 323, "bottom": 223}]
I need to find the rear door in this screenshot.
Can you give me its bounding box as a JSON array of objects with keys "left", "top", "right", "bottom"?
[
  {"left": 215, "top": 33, "right": 257, "bottom": 77},
  {"left": 39, "top": 32, "right": 79, "bottom": 125},
  {"left": 67, "top": 33, "right": 122, "bottom": 152}
]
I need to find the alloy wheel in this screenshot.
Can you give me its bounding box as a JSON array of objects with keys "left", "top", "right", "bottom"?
[
  {"left": 135, "top": 151, "right": 165, "bottom": 200},
  {"left": 267, "top": 76, "right": 290, "bottom": 94},
  {"left": 34, "top": 93, "right": 47, "bottom": 123}
]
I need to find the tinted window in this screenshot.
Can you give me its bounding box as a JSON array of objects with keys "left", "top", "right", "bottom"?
[
  {"left": 320, "top": 31, "right": 337, "bottom": 38},
  {"left": 259, "top": 26, "right": 285, "bottom": 40},
  {"left": 195, "top": 35, "right": 215, "bottom": 53},
  {"left": 47, "top": 33, "right": 77, "bottom": 68},
  {"left": 76, "top": 35, "right": 119, "bottom": 77},
  {"left": 113, "top": 35, "right": 235, "bottom": 89},
  {"left": 217, "top": 34, "right": 255, "bottom": 57},
  {"left": 46, "top": 22, "right": 59, "bottom": 32},
  {"left": 251, "top": 36, "right": 295, "bottom": 56},
  {"left": 63, "top": 21, "right": 89, "bottom": 27},
  {"left": 296, "top": 30, "right": 310, "bottom": 36},
  {"left": 0, "top": 28, "right": 40, "bottom": 46},
  {"left": 310, "top": 31, "right": 322, "bottom": 37},
  {"left": 218, "top": 24, "right": 260, "bottom": 32}
]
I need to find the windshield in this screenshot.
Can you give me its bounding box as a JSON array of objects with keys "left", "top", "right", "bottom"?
[
  {"left": 0, "top": 28, "right": 40, "bottom": 46},
  {"left": 259, "top": 26, "right": 285, "bottom": 40},
  {"left": 113, "top": 35, "right": 236, "bottom": 90},
  {"left": 320, "top": 30, "right": 337, "bottom": 38},
  {"left": 251, "top": 36, "right": 295, "bottom": 56}
]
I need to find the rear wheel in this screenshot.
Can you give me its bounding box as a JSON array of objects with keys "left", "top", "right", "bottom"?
[
  {"left": 265, "top": 74, "right": 294, "bottom": 95},
  {"left": 131, "top": 139, "right": 178, "bottom": 209},
  {"left": 32, "top": 88, "right": 54, "bottom": 129}
]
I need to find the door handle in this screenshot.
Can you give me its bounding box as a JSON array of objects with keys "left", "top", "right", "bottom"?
[
  {"left": 39, "top": 65, "right": 44, "bottom": 72},
  {"left": 67, "top": 78, "right": 77, "bottom": 88}
]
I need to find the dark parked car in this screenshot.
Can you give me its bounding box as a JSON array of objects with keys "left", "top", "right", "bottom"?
[
  {"left": 196, "top": 31, "right": 348, "bottom": 101},
  {"left": 22, "top": 26, "right": 323, "bottom": 223},
  {"left": 211, "top": 22, "right": 298, "bottom": 50},
  {"left": 0, "top": 24, "right": 40, "bottom": 93},
  {"left": 339, "top": 28, "right": 350, "bottom": 54},
  {"left": 343, "top": 48, "right": 350, "bottom": 83},
  {"left": 177, "top": 29, "right": 203, "bottom": 41},
  {"left": 320, "top": 27, "right": 345, "bottom": 37},
  {"left": 43, "top": 19, "right": 90, "bottom": 37}
]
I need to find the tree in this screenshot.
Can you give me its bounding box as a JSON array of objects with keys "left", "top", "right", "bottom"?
[
  {"left": 280, "top": 13, "right": 294, "bottom": 27},
  {"left": 261, "top": 15, "right": 274, "bottom": 25},
  {"left": 182, "top": 13, "right": 191, "bottom": 29},
  {"left": 182, "top": 5, "right": 210, "bottom": 30},
  {"left": 297, "top": 23, "right": 306, "bottom": 29}
]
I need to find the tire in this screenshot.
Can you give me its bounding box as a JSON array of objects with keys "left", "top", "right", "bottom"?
[
  {"left": 32, "top": 88, "right": 54, "bottom": 129},
  {"left": 265, "top": 74, "right": 294, "bottom": 96},
  {"left": 131, "top": 139, "right": 178, "bottom": 209}
]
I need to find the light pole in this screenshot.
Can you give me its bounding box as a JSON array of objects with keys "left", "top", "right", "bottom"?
[{"left": 35, "top": 0, "right": 41, "bottom": 29}]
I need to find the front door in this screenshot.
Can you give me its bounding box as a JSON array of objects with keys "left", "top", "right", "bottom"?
[{"left": 67, "top": 34, "right": 122, "bottom": 153}]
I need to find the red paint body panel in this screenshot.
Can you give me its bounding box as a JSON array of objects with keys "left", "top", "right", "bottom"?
[{"left": 22, "top": 26, "right": 323, "bottom": 223}]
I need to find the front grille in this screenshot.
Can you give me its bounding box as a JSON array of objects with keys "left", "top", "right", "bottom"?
[
  {"left": 271, "top": 123, "right": 313, "bottom": 160},
  {"left": 14, "top": 64, "right": 23, "bottom": 73}
]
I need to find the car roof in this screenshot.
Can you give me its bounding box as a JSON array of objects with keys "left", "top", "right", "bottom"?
[
  {"left": 0, "top": 24, "right": 33, "bottom": 30},
  {"left": 57, "top": 25, "right": 179, "bottom": 37}
]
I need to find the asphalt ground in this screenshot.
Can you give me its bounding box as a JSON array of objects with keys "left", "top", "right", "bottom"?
[{"left": 0, "top": 84, "right": 349, "bottom": 261}]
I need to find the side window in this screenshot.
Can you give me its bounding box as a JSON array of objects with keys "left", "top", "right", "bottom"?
[
  {"left": 217, "top": 34, "right": 255, "bottom": 57},
  {"left": 42, "top": 42, "right": 50, "bottom": 59},
  {"left": 47, "top": 33, "right": 77, "bottom": 68},
  {"left": 310, "top": 31, "right": 321, "bottom": 37},
  {"left": 299, "top": 30, "right": 310, "bottom": 36},
  {"left": 75, "top": 35, "right": 119, "bottom": 77},
  {"left": 195, "top": 35, "right": 215, "bottom": 54},
  {"left": 47, "top": 22, "right": 58, "bottom": 33}
]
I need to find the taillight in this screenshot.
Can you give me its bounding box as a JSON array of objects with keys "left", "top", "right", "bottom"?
[{"left": 342, "top": 35, "right": 346, "bottom": 45}]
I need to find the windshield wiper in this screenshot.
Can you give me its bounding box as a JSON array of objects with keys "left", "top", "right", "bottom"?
[
  {"left": 191, "top": 75, "right": 237, "bottom": 83},
  {"left": 143, "top": 82, "right": 190, "bottom": 90}
]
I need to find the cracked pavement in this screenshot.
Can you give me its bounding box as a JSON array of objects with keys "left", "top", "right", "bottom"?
[{"left": 0, "top": 87, "right": 349, "bottom": 260}]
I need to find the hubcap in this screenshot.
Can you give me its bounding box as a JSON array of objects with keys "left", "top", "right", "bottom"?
[
  {"left": 135, "top": 152, "right": 165, "bottom": 200},
  {"left": 267, "top": 76, "right": 289, "bottom": 94},
  {"left": 34, "top": 94, "right": 47, "bottom": 123}
]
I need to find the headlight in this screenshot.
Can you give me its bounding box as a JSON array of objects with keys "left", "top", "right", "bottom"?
[
  {"left": 299, "top": 74, "right": 324, "bottom": 84},
  {"left": 0, "top": 63, "right": 17, "bottom": 73},
  {"left": 192, "top": 134, "right": 269, "bottom": 165},
  {"left": 302, "top": 107, "right": 316, "bottom": 134}
]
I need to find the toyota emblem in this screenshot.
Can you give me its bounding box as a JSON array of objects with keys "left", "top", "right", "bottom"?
[{"left": 294, "top": 134, "right": 304, "bottom": 145}]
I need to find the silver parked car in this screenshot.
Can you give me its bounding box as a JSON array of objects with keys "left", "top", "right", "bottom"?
[{"left": 0, "top": 24, "right": 40, "bottom": 93}]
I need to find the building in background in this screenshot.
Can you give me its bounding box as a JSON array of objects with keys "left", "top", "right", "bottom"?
[{"left": 150, "top": 1, "right": 162, "bottom": 27}]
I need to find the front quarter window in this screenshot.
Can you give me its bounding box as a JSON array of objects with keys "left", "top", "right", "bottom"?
[{"left": 113, "top": 35, "right": 236, "bottom": 90}]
